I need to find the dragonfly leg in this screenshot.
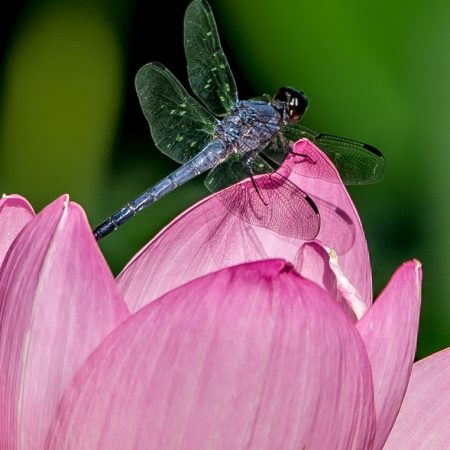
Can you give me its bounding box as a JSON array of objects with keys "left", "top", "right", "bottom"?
[
  {"left": 243, "top": 151, "right": 269, "bottom": 207},
  {"left": 279, "top": 132, "right": 317, "bottom": 165},
  {"left": 250, "top": 176, "right": 268, "bottom": 206}
]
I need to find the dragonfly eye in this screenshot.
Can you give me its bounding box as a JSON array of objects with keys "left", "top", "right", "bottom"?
[{"left": 273, "top": 87, "right": 308, "bottom": 122}]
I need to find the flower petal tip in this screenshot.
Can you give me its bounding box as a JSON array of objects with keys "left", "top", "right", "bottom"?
[
  {"left": 399, "top": 259, "right": 423, "bottom": 291},
  {"left": 0, "top": 194, "right": 35, "bottom": 214},
  {"left": 0, "top": 194, "right": 36, "bottom": 266},
  {"left": 403, "top": 259, "right": 422, "bottom": 270}
]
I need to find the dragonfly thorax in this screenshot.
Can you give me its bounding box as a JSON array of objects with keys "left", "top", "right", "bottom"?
[{"left": 215, "top": 100, "right": 280, "bottom": 154}]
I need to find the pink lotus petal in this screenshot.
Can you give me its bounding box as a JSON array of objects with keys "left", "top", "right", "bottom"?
[
  {"left": 384, "top": 347, "right": 450, "bottom": 449},
  {"left": 47, "top": 260, "right": 376, "bottom": 449},
  {"left": 118, "top": 140, "right": 371, "bottom": 313},
  {"left": 289, "top": 139, "right": 371, "bottom": 306},
  {"left": 0, "top": 194, "right": 35, "bottom": 267},
  {"left": 0, "top": 195, "right": 129, "bottom": 449},
  {"left": 356, "top": 260, "right": 422, "bottom": 449}
]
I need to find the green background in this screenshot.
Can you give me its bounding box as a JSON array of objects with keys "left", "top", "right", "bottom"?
[{"left": 1, "top": 0, "right": 449, "bottom": 358}]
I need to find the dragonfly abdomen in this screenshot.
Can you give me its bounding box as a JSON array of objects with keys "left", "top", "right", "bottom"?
[{"left": 93, "top": 140, "right": 227, "bottom": 240}]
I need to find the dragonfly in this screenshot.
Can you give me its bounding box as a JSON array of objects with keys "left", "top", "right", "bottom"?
[{"left": 93, "top": 0, "right": 385, "bottom": 241}]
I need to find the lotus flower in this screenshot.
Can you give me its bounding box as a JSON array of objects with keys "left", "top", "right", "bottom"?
[{"left": 0, "top": 141, "right": 447, "bottom": 449}]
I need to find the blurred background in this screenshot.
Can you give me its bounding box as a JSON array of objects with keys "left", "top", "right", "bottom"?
[{"left": 1, "top": 0, "right": 448, "bottom": 358}]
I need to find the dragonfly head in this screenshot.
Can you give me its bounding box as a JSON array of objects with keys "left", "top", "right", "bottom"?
[{"left": 272, "top": 87, "right": 309, "bottom": 123}]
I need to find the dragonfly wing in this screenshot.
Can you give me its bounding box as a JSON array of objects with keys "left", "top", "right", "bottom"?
[
  {"left": 283, "top": 123, "right": 386, "bottom": 185},
  {"left": 260, "top": 136, "right": 289, "bottom": 166},
  {"left": 205, "top": 153, "right": 320, "bottom": 240},
  {"left": 204, "top": 153, "right": 273, "bottom": 192},
  {"left": 219, "top": 170, "right": 320, "bottom": 240},
  {"left": 135, "top": 62, "right": 216, "bottom": 164},
  {"left": 184, "top": 0, "right": 237, "bottom": 116}
]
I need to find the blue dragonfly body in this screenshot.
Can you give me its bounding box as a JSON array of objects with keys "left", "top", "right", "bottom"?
[
  {"left": 94, "top": 96, "right": 288, "bottom": 240},
  {"left": 94, "top": 0, "right": 384, "bottom": 241}
]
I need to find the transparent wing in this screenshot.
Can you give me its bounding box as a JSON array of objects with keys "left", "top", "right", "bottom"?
[
  {"left": 218, "top": 170, "right": 320, "bottom": 240},
  {"left": 282, "top": 123, "right": 386, "bottom": 185},
  {"left": 260, "top": 135, "right": 289, "bottom": 166},
  {"left": 184, "top": 0, "right": 237, "bottom": 116},
  {"left": 135, "top": 62, "right": 216, "bottom": 164},
  {"left": 204, "top": 153, "right": 273, "bottom": 192},
  {"left": 204, "top": 153, "right": 320, "bottom": 240}
]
